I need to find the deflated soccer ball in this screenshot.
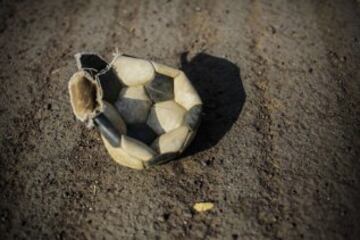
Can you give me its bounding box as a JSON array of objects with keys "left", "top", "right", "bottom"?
[{"left": 68, "top": 53, "right": 202, "bottom": 169}]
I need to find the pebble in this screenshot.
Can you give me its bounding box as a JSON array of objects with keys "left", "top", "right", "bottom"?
[{"left": 193, "top": 202, "right": 214, "bottom": 212}]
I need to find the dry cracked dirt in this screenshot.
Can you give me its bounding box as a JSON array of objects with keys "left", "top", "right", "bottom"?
[{"left": 0, "top": 0, "right": 360, "bottom": 239}]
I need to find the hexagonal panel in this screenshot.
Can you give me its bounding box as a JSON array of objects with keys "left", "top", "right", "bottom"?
[
  {"left": 151, "top": 61, "right": 181, "bottom": 78},
  {"left": 151, "top": 126, "right": 190, "bottom": 154},
  {"left": 115, "top": 86, "right": 152, "bottom": 124},
  {"left": 174, "top": 72, "right": 202, "bottom": 110},
  {"left": 146, "top": 100, "right": 186, "bottom": 135},
  {"left": 75, "top": 53, "right": 108, "bottom": 75},
  {"left": 102, "top": 135, "right": 144, "bottom": 170},
  {"left": 127, "top": 123, "right": 158, "bottom": 145},
  {"left": 120, "top": 135, "right": 156, "bottom": 161}
]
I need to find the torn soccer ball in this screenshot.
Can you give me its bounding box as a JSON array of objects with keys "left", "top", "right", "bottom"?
[{"left": 68, "top": 53, "right": 202, "bottom": 169}]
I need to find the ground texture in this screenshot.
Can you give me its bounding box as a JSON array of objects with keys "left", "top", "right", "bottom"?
[{"left": 0, "top": 0, "right": 360, "bottom": 239}]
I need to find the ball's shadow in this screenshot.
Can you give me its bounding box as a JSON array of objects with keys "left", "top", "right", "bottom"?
[{"left": 180, "top": 52, "right": 246, "bottom": 157}]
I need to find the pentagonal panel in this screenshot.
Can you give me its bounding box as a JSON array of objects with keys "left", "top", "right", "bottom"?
[
  {"left": 115, "top": 86, "right": 152, "bottom": 124},
  {"left": 102, "top": 101, "right": 127, "bottom": 134},
  {"left": 75, "top": 53, "right": 108, "bottom": 75},
  {"left": 127, "top": 123, "right": 158, "bottom": 145},
  {"left": 146, "top": 152, "right": 179, "bottom": 166},
  {"left": 147, "top": 100, "right": 186, "bottom": 135},
  {"left": 144, "top": 73, "right": 174, "bottom": 102},
  {"left": 112, "top": 56, "right": 155, "bottom": 86},
  {"left": 97, "top": 68, "right": 123, "bottom": 104},
  {"left": 183, "top": 104, "right": 202, "bottom": 131}
]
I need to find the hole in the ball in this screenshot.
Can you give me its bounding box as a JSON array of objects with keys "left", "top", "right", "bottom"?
[{"left": 69, "top": 73, "right": 100, "bottom": 121}]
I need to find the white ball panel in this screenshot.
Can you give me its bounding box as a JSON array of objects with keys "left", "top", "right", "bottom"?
[
  {"left": 174, "top": 72, "right": 202, "bottom": 110},
  {"left": 102, "top": 135, "right": 144, "bottom": 170},
  {"left": 121, "top": 135, "right": 156, "bottom": 161},
  {"left": 151, "top": 126, "right": 190, "bottom": 154},
  {"left": 147, "top": 100, "right": 186, "bottom": 135},
  {"left": 112, "top": 56, "right": 155, "bottom": 86},
  {"left": 151, "top": 61, "right": 181, "bottom": 78}
]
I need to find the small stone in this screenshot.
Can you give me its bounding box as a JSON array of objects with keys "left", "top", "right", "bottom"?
[
  {"left": 193, "top": 202, "right": 214, "bottom": 212},
  {"left": 183, "top": 211, "right": 192, "bottom": 218},
  {"left": 269, "top": 25, "right": 276, "bottom": 34}
]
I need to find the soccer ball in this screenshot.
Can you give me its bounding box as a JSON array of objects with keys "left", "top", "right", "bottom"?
[{"left": 68, "top": 53, "right": 202, "bottom": 169}]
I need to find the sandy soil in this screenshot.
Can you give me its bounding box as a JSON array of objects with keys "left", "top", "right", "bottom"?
[{"left": 0, "top": 0, "right": 360, "bottom": 239}]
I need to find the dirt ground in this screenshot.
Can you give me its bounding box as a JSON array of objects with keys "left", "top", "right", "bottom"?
[{"left": 0, "top": 0, "right": 360, "bottom": 239}]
